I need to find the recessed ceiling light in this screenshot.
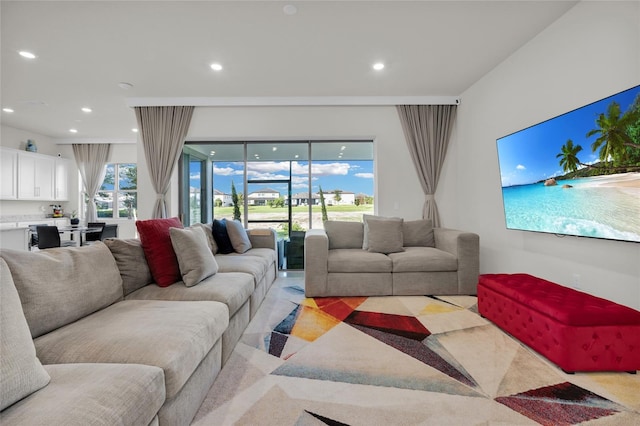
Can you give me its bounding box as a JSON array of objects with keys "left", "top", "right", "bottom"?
[
  {"left": 132, "top": 128, "right": 138, "bottom": 133},
  {"left": 210, "top": 150, "right": 216, "bottom": 156},
  {"left": 2, "top": 108, "right": 14, "bottom": 113},
  {"left": 19, "top": 51, "right": 36, "bottom": 59},
  {"left": 272, "top": 147, "right": 278, "bottom": 151},
  {"left": 340, "top": 145, "right": 346, "bottom": 151},
  {"left": 210, "top": 63, "right": 223, "bottom": 71},
  {"left": 69, "top": 129, "right": 78, "bottom": 133},
  {"left": 294, "top": 154, "right": 299, "bottom": 159},
  {"left": 81, "top": 107, "right": 92, "bottom": 113},
  {"left": 118, "top": 82, "right": 134, "bottom": 90},
  {"left": 283, "top": 4, "right": 297, "bottom": 15},
  {"left": 373, "top": 62, "right": 385, "bottom": 71}
]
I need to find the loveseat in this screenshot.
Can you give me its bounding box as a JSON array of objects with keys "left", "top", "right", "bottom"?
[
  {"left": 304, "top": 217, "right": 479, "bottom": 297},
  {"left": 0, "top": 218, "right": 277, "bottom": 426}
]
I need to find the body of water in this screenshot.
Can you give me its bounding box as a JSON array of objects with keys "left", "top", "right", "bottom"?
[{"left": 501, "top": 177, "right": 640, "bottom": 242}]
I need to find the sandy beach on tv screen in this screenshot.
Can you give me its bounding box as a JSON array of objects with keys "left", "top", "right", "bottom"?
[{"left": 585, "top": 172, "right": 640, "bottom": 189}]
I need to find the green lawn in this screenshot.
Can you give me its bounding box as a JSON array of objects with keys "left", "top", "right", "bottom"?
[{"left": 214, "top": 204, "right": 374, "bottom": 215}]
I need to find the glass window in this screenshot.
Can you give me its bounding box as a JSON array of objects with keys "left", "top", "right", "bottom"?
[{"left": 97, "top": 163, "right": 137, "bottom": 219}]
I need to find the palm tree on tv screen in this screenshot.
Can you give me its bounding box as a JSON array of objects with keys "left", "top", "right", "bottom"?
[
  {"left": 587, "top": 100, "right": 639, "bottom": 165},
  {"left": 556, "top": 139, "right": 583, "bottom": 173}
]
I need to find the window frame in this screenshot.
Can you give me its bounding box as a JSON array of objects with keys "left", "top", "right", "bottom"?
[{"left": 96, "top": 162, "right": 138, "bottom": 219}]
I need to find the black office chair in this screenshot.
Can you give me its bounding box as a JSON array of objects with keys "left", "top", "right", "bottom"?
[
  {"left": 28, "top": 224, "right": 47, "bottom": 249},
  {"left": 85, "top": 222, "right": 106, "bottom": 242},
  {"left": 100, "top": 224, "right": 118, "bottom": 240},
  {"left": 84, "top": 223, "right": 118, "bottom": 245},
  {"left": 36, "top": 226, "right": 76, "bottom": 249}
]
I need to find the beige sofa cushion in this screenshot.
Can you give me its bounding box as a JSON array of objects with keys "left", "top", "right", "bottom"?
[
  {"left": 215, "top": 255, "right": 269, "bottom": 289},
  {"left": 1, "top": 243, "right": 123, "bottom": 338},
  {"left": 170, "top": 226, "right": 219, "bottom": 287},
  {"left": 389, "top": 247, "right": 458, "bottom": 272},
  {"left": 0, "top": 363, "right": 165, "bottom": 426},
  {"left": 328, "top": 249, "right": 392, "bottom": 273},
  {"left": 104, "top": 238, "right": 153, "bottom": 296},
  {"left": 33, "top": 300, "right": 228, "bottom": 400},
  {"left": 0, "top": 259, "right": 50, "bottom": 411},
  {"left": 324, "top": 221, "right": 364, "bottom": 249}
]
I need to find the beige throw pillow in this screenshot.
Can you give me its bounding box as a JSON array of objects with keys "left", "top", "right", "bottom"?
[
  {"left": 362, "top": 214, "right": 402, "bottom": 250},
  {"left": 324, "top": 221, "right": 364, "bottom": 249},
  {"left": 0, "top": 258, "right": 50, "bottom": 411},
  {"left": 104, "top": 238, "right": 154, "bottom": 296},
  {"left": 170, "top": 226, "right": 219, "bottom": 287},
  {"left": 365, "top": 218, "right": 405, "bottom": 254},
  {"left": 191, "top": 222, "right": 218, "bottom": 255},
  {"left": 225, "top": 220, "right": 252, "bottom": 254}
]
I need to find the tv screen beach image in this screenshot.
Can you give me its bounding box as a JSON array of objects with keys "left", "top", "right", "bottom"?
[{"left": 496, "top": 85, "right": 640, "bottom": 243}]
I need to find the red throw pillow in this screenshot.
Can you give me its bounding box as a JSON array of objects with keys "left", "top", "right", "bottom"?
[{"left": 136, "top": 217, "right": 183, "bottom": 287}]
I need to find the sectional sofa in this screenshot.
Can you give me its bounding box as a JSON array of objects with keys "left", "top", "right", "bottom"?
[
  {"left": 304, "top": 217, "right": 479, "bottom": 297},
  {"left": 0, "top": 219, "right": 277, "bottom": 426}
]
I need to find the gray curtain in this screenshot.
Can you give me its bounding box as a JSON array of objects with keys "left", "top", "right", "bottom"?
[
  {"left": 72, "top": 144, "right": 112, "bottom": 222},
  {"left": 135, "top": 106, "right": 194, "bottom": 218},
  {"left": 396, "top": 105, "right": 457, "bottom": 227}
]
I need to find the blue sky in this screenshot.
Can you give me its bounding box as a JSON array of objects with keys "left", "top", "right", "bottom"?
[
  {"left": 497, "top": 85, "right": 639, "bottom": 187},
  {"left": 190, "top": 160, "right": 374, "bottom": 196}
]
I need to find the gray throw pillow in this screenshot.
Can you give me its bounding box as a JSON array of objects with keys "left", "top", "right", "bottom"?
[
  {"left": 191, "top": 222, "right": 218, "bottom": 255},
  {"left": 362, "top": 214, "right": 402, "bottom": 250},
  {"left": 324, "top": 221, "right": 364, "bottom": 249},
  {"left": 365, "top": 218, "right": 405, "bottom": 254},
  {"left": 170, "top": 226, "right": 219, "bottom": 287},
  {"left": 0, "top": 258, "right": 50, "bottom": 411},
  {"left": 402, "top": 219, "right": 435, "bottom": 247},
  {"left": 225, "top": 220, "right": 252, "bottom": 254}
]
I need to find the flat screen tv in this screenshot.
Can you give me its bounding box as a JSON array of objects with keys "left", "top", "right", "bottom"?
[{"left": 496, "top": 84, "right": 640, "bottom": 243}]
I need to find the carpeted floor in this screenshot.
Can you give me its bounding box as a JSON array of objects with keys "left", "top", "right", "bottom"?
[{"left": 192, "top": 272, "right": 640, "bottom": 425}]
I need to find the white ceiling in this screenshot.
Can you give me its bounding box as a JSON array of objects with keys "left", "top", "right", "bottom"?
[{"left": 1, "top": 0, "right": 578, "bottom": 140}]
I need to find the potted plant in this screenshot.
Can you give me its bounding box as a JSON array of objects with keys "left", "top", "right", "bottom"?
[{"left": 70, "top": 210, "right": 80, "bottom": 225}]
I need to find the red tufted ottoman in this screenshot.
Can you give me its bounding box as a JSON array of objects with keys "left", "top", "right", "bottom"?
[{"left": 478, "top": 273, "right": 640, "bottom": 373}]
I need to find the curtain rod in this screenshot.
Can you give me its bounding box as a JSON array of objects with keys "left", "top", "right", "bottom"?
[{"left": 126, "top": 96, "right": 461, "bottom": 107}]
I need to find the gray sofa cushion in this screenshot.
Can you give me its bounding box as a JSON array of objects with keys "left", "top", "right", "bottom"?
[
  {"left": 1, "top": 243, "right": 123, "bottom": 338},
  {"left": 104, "top": 238, "right": 153, "bottom": 296},
  {"left": 389, "top": 247, "right": 458, "bottom": 272},
  {"left": 0, "top": 259, "right": 50, "bottom": 411},
  {"left": 324, "top": 221, "right": 364, "bottom": 249},
  {"left": 402, "top": 219, "right": 435, "bottom": 247},
  {"left": 226, "top": 248, "right": 277, "bottom": 267},
  {"left": 328, "top": 249, "right": 392, "bottom": 273},
  {"left": 214, "top": 255, "right": 269, "bottom": 289},
  {"left": 0, "top": 363, "right": 165, "bottom": 426},
  {"left": 33, "top": 300, "right": 228, "bottom": 400},
  {"left": 170, "top": 226, "right": 219, "bottom": 287},
  {"left": 365, "top": 217, "right": 404, "bottom": 254},
  {"left": 126, "top": 272, "right": 253, "bottom": 318}
]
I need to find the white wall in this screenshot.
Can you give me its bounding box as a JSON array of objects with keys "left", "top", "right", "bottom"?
[
  {"left": 138, "top": 106, "right": 426, "bottom": 222},
  {"left": 449, "top": 1, "right": 640, "bottom": 309}
]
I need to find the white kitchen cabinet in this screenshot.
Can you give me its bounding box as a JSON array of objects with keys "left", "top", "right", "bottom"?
[
  {"left": 55, "top": 157, "right": 70, "bottom": 201},
  {"left": 1, "top": 148, "right": 70, "bottom": 201},
  {"left": 0, "top": 147, "right": 18, "bottom": 199}
]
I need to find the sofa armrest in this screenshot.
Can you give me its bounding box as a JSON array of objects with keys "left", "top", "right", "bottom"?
[
  {"left": 247, "top": 228, "right": 277, "bottom": 250},
  {"left": 434, "top": 228, "right": 480, "bottom": 294},
  {"left": 304, "top": 229, "right": 329, "bottom": 297}
]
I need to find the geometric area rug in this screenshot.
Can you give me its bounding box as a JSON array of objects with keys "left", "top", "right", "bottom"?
[{"left": 192, "top": 273, "right": 640, "bottom": 425}]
